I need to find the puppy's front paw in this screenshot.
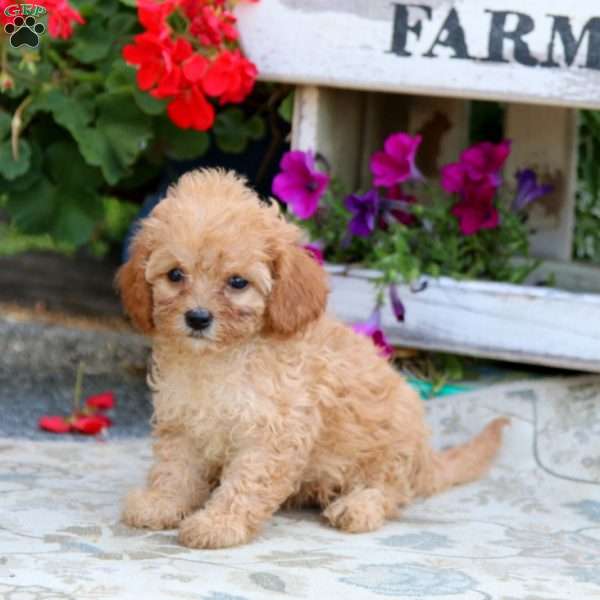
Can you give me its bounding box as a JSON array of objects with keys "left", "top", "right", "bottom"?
[
  {"left": 122, "top": 488, "right": 190, "bottom": 530},
  {"left": 323, "top": 488, "right": 386, "bottom": 533},
  {"left": 178, "top": 510, "right": 253, "bottom": 549}
]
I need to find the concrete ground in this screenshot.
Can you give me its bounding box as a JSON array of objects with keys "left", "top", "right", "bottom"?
[{"left": 0, "top": 308, "right": 152, "bottom": 440}]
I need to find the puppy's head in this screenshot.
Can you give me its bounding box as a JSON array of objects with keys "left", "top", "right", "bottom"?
[{"left": 116, "top": 169, "right": 328, "bottom": 349}]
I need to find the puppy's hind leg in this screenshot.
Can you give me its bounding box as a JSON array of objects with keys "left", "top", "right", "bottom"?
[
  {"left": 323, "top": 487, "right": 389, "bottom": 533},
  {"left": 122, "top": 435, "right": 212, "bottom": 530}
]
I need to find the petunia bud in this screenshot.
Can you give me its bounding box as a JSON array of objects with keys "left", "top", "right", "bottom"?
[
  {"left": 389, "top": 284, "right": 405, "bottom": 322},
  {"left": 0, "top": 72, "right": 14, "bottom": 91}
]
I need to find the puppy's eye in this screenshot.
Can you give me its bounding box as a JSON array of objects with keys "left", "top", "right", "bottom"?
[
  {"left": 167, "top": 268, "right": 185, "bottom": 283},
  {"left": 228, "top": 275, "right": 249, "bottom": 290}
]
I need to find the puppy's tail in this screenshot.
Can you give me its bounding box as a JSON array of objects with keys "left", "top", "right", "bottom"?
[{"left": 422, "top": 417, "right": 509, "bottom": 496}]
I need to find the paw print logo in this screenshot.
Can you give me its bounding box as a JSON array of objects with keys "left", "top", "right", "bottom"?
[{"left": 4, "top": 15, "right": 46, "bottom": 48}]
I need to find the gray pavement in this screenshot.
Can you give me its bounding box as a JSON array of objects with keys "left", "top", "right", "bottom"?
[{"left": 0, "top": 314, "right": 153, "bottom": 440}]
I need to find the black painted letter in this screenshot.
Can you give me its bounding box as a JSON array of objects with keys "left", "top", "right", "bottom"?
[
  {"left": 543, "top": 15, "right": 600, "bottom": 70},
  {"left": 424, "top": 8, "right": 473, "bottom": 59},
  {"left": 485, "top": 11, "right": 538, "bottom": 66},
  {"left": 390, "top": 3, "right": 433, "bottom": 57}
]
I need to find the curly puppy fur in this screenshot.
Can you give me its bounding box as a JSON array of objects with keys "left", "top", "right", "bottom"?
[{"left": 117, "top": 169, "right": 508, "bottom": 549}]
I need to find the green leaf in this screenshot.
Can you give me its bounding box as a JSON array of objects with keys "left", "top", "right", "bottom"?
[
  {"left": 102, "top": 196, "right": 139, "bottom": 241},
  {"left": 35, "top": 89, "right": 94, "bottom": 138},
  {"left": 134, "top": 88, "right": 167, "bottom": 115},
  {"left": 6, "top": 177, "right": 57, "bottom": 233},
  {"left": 157, "top": 118, "right": 210, "bottom": 160},
  {"left": 246, "top": 115, "right": 266, "bottom": 140},
  {"left": 214, "top": 108, "right": 257, "bottom": 154},
  {"left": 108, "top": 13, "right": 138, "bottom": 37},
  {"left": 73, "top": 127, "right": 124, "bottom": 185},
  {"left": 0, "top": 111, "right": 11, "bottom": 140},
  {"left": 3, "top": 142, "right": 43, "bottom": 191},
  {"left": 105, "top": 61, "right": 136, "bottom": 91},
  {"left": 68, "top": 21, "right": 113, "bottom": 63},
  {"left": 96, "top": 93, "right": 152, "bottom": 167},
  {"left": 45, "top": 139, "right": 103, "bottom": 190},
  {"left": 73, "top": 93, "right": 152, "bottom": 184},
  {"left": 77, "top": 0, "right": 120, "bottom": 18},
  {"left": 51, "top": 188, "right": 100, "bottom": 246},
  {"left": 0, "top": 140, "right": 31, "bottom": 180},
  {"left": 278, "top": 92, "right": 294, "bottom": 123}
]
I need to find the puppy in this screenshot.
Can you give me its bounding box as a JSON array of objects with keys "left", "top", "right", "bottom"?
[{"left": 117, "top": 169, "right": 508, "bottom": 549}]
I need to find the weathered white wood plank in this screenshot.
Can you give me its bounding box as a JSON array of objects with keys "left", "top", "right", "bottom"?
[
  {"left": 292, "top": 86, "right": 364, "bottom": 191},
  {"left": 237, "top": 0, "right": 600, "bottom": 110},
  {"left": 359, "top": 92, "right": 410, "bottom": 186},
  {"left": 407, "top": 96, "right": 471, "bottom": 177},
  {"left": 326, "top": 265, "right": 600, "bottom": 371},
  {"left": 504, "top": 104, "right": 578, "bottom": 260}
]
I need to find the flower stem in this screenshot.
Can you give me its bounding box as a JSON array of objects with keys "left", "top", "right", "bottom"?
[
  {"left": 11, "top": 95, "right": 31, "bottom": 160},
  {"left": 73, "top": 361, "right": 85, "bottom": 415}
]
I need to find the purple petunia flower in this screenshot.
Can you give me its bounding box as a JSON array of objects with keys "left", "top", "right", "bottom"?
[
  {"left": 389, "top": 284, "right": 405, "bottom": 322},
  {"left": 345, "top": 190, "right": 381, "bottom": 237},
  {"left": 512, "top": 169, "right": 554, "bottom": 212},
  {"left": 272, "top": 151, "right": 330, "bottom": 219},
  {"left": 370, "top": 133, "right": 422, "bottom": 188},
  {"left": 353, "top": 307, "right": 394, "bottom": 358}
]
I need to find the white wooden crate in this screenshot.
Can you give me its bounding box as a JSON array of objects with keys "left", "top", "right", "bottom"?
[
  {"left": 327, "top": 264, "right": 600, "bottom": 371},
  {"left": 237, "top": 1, "right": 600, "bottom": 370}
]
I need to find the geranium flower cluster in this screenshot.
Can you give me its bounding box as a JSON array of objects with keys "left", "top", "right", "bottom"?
[
  {"left": 0, "top": 0, "right": 84, "bottom": 38},
  {"left": 123, "top": 0, "right": 258, "bottom": 131},
  {"left": 271, "top": 132, "right": 553, "bottom": 359}
]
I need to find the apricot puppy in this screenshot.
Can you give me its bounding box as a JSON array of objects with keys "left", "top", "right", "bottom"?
[{"left": 117, "top": 169, "right": 507, "bottom": 549}]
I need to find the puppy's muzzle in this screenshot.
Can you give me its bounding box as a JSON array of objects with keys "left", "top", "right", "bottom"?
[{"left": 185, "top": 308, "right": 213, "bottom": 332}]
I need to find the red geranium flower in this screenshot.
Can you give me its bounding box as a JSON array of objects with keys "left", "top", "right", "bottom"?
[
  {"left": 123, "top": 0, "right": 259, "bottom": 131},
  {"left": 203, "top": 50, "right": 258, "bottom": 104},
  {"left": 167, "top": 83, "right": 216, "bottom": 130},
  {"left": 41, "top": 0, "right": 85, "bottom": 39},
  {"left": 186, "top": 5, "right": 239, "bottom": 46},
  {"left": 137, "top": 0, "right": 176, "bottom": 35}
]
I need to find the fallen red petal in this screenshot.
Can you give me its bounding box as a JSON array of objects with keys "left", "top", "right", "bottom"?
[
  {"left": 85, "top": 391, "right": 116, "bottom": 411},
  {"left": 71, "top": 416, "right": 110, "bottom": 435},
  {"left": 39, "top": 416, "right": 71, "bottom": 434}
]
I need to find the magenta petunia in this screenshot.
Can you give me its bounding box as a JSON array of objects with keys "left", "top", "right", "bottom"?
[
  {"left": 353, "top": 308, "right": 394, "bottom": 358},
  {"left": 272, "top": 151, "right": 330, "bottom": 219},
  {"left": 303, "top": 242, "right": 325, "bottom": 265},
  {"left": 451, "top": 197, "right": 499, "bottom": 236},
  {"left": 442, "top": 140, "right": 511, "bottom": 236},
  {"left": 370, "top": 133, "right": 422, "bottom": 188},
  {"left": 441, "top": 163, "right": 466, "bottom": 195},
  {"left": 461, "top": 140, "right": 511, "bottom": 186}
]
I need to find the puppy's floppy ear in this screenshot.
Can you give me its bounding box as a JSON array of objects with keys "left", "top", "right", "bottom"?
[
  {"left": 115, "top": 230, "right": 154, "bottom": 334},
  {"left": 265, "top": 244, "right": 329, "bottom": 336}
]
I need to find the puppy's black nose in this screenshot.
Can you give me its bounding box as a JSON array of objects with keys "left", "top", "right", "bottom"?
[{"left": 185, "top": 308, "right": 213, "bottom": 331}]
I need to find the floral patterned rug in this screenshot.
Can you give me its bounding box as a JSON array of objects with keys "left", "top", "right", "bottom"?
[{"left": 1, "top": 376, "right": 599, "bottom": 599}]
